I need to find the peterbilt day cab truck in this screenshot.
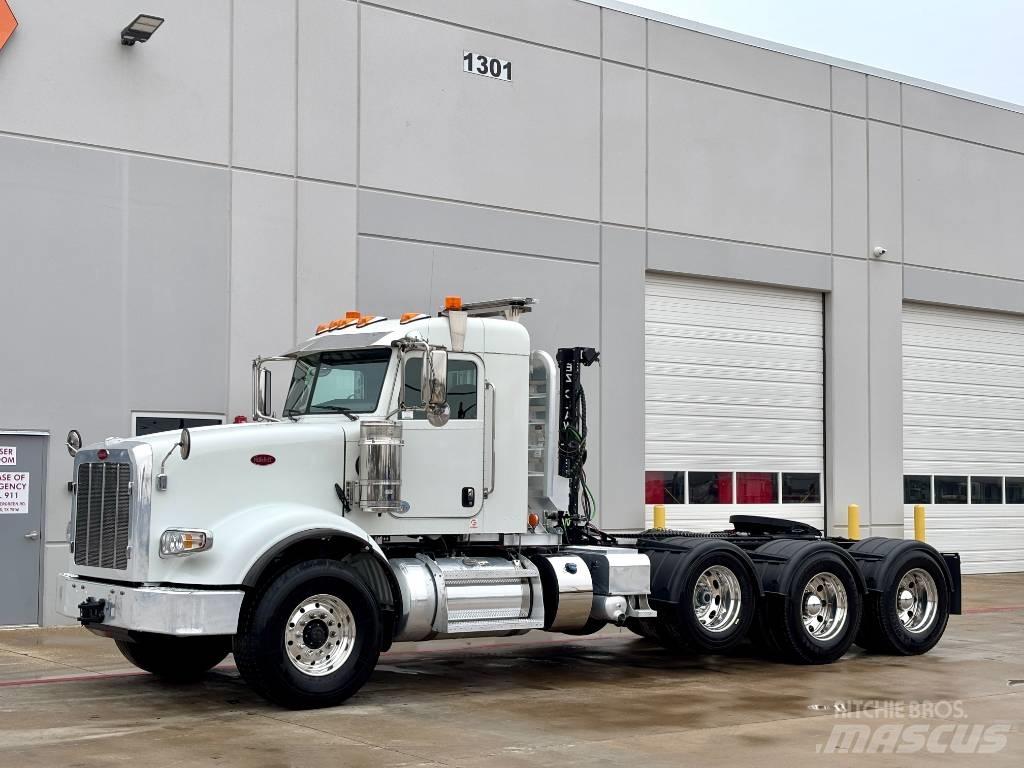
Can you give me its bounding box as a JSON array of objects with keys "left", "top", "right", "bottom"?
[{"left": 59, "top": 296, "right": 961, "bottom": 709}]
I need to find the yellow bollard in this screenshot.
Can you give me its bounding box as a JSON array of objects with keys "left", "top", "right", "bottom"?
[
  {"left": 653, "top": 504, "right": 666, "bottom": 530},
  {"left": 914, "top": 505, "right": 926, "bottom": 541},
  {"left": 847, "top": 504, "right": 860, "bottom": 540}
]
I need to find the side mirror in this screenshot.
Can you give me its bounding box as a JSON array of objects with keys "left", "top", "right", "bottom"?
[
  {"left": 259, "top": 368, "right": 273, "bottom": 418},
  {"left": 158, "top": 428, "right": 191, "bottom": 491},
  {"left": 66, "top": 430, "right": 82, "bottom": 457},
  {"left": 421, "top": 349, "right": 448, "bottom": 407},
  {"left": 421, "top": 349, "right": 449, "bottom": 427}
]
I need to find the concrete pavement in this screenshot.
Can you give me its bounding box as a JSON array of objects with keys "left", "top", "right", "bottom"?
[{"left": 0, "top": 574, "right": 1021, "bottom": 767}]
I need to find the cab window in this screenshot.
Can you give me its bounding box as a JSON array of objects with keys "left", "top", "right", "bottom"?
[
  {"left": 403, "top": 357, "right": 479, "bottom": 420},
  {"left": 283, "top": 348, "right": 391, "bottom": 417}
]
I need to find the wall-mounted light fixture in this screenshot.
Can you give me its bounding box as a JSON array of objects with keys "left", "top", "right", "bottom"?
[{"left": 121, "top": 14, "right": 164, "bottom": 46}]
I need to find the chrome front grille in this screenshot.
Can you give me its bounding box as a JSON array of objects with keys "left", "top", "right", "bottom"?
[{"left": 74, "top": 462, "right": 132, "bottom": 569}]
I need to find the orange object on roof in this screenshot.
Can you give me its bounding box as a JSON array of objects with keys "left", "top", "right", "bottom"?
[{"left": 0, "top": 1, "right": 18, "bottom": 53}]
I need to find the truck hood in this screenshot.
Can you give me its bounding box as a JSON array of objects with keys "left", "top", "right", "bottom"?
[{"left": 93, "top": 419, "right": 361, "bottom": 462}]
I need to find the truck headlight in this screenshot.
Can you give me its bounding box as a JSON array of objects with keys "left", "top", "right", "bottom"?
[{"left": 159, "top": 529, "right": 213, "bottom": 557}]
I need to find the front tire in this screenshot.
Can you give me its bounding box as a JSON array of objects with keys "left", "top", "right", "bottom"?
[
  {"left": 233, "top": 559, "right": 381, "bottom": 709},
  {"left": 115, "top": 634, "right": 231, "bottom": 681}
]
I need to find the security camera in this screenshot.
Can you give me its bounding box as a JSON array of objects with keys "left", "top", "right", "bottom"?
[{"left": 872, "top": 246, "right": 887, "bottom": 258}]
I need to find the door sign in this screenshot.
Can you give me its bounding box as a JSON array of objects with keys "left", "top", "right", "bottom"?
[{"left": 0, "top": 471, "right": 29, "bottom": 514}]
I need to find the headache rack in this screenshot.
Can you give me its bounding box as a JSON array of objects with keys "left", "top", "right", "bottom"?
[{"left": 440, "top": 297, "right": 535, "bottom": 322}]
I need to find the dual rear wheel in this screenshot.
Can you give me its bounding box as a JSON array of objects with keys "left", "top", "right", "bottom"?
[
  {"left": 857, "top": 554, "right": 949, "bottom": 655},
  {"left": 636, "top": 542, "right": 950, "bottom": 664},
  {"left": 759, "top": 552, "right": 862, "bottom": 664},
  {"left": 634, "top": 544, "right": 864, "bottom": 663},
  {"left": 632, "top": 545, "right": 757, "bottom": 654}
]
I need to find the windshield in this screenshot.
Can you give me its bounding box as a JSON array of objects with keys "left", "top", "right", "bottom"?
[{"left": 283, "top": 348, "right": 392, "bottom": 417}]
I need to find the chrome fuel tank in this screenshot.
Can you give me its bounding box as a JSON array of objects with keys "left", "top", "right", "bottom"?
[{"left": 390, "top": 555, "right": 544, "bottom": 641}]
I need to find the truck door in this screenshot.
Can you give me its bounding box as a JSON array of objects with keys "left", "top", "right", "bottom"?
[{"left": 397, "top": 354, "right": 484, "bottom": 518}]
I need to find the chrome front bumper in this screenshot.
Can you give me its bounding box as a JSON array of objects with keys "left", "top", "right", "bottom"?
[{"left": 58, "top": 573, "right": 244, "bottom": 636}]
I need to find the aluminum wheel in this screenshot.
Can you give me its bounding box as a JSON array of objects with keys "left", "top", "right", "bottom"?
[
  {"left": 692, "top": 565, "right": 742, "bottom": 633},
  {"left": 284, "top": 593, "right": 356, "bottom": 677},
  {"left": 896, "top": 568, "right": 938, "bottom": 634},
  {"left": 801, "top": 572, "right": 848, "bottom": 642}
]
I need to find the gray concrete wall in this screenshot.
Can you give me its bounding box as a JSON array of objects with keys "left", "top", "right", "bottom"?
[{"left": 2, "top": 0, "right": 1024, "bottom": 622}]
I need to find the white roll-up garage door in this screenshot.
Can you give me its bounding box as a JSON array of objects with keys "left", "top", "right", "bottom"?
[
  {"left": 903, "top": 303, "right": 1024, "bottom": 573},
  {"left": 644, "top": 274, "right": 825, "bottom": 532}
]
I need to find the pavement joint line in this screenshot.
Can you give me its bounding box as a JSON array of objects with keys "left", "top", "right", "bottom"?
[
  {"left": 0, "top": 663, "right": 237, "bottom": 689},
  {"left": 0, "top": 645, "right": 106, "bottom": 678},
  {"left": 963, "top": 604, "right": 1024, "bottom": 614}
]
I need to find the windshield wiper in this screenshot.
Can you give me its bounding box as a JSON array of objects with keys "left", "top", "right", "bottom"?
[{"left": 315, "top": 406, "right": 358, "bottom": 421}]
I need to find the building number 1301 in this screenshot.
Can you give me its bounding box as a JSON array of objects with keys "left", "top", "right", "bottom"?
[{"left": 463, "top": 51, "right": 512, "bottom": 82}]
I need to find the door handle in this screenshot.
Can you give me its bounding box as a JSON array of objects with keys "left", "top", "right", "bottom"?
[{"left": 24, "top": 530, "right": 39, "bottom": 540}]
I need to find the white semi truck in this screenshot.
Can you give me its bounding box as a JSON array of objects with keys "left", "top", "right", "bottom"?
[{"left": 59, "top": 296, "right": 961, "bottom": 709}]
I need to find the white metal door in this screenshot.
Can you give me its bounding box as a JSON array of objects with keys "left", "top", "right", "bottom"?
[
  {"left": 902, "top": 303, "right": 1024, "bottom": 573},
  {"left": 644, "top": 275, "right": 825, "bottom": 532},
  {"left": 0, "top": 433, "right": 46, "bottom": 626}
]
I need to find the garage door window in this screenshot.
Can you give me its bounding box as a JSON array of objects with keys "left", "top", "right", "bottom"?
[
  {"left": 736, "top": 472, "right": 777, "bottom": 504},
  {"left": 903, "top": 475, "right": 932, "bottom": 504},
  {"left": 688, "top": 472, "right": 732, "bottom": 504},
  {"left": 781, "top": 473, "right": 821, "bottom": 504},
  {"left": 971, "top": 477, "right": 1003, "bottom": 505},
  {"left": 645, "top": 471, "right": 685, "bottom": 504},
  {"left": 934, "top": 476, "right": 968, "bottom": 504},
  {"left": 647, "top": 471, "right": 822, "bottom": 505},
  {"left": 1007, "top": 479, "right": 1024, "bottom": 505}
]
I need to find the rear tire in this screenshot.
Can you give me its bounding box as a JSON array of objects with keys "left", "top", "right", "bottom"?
[
  {"left": 764, "top": 552, "right": 862, "bottom": 664},
  {"left": 857, "top": 553, "right": 949, "bottom": 655},
  {"left": 115, "top": 634, "right": 230, "bottom": 682},
  {"left": 653, "top": 548, "right": 757, "bottom": 653},
  {"left": 233, "top": 559, "right": 381, "bottom": 709}
]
